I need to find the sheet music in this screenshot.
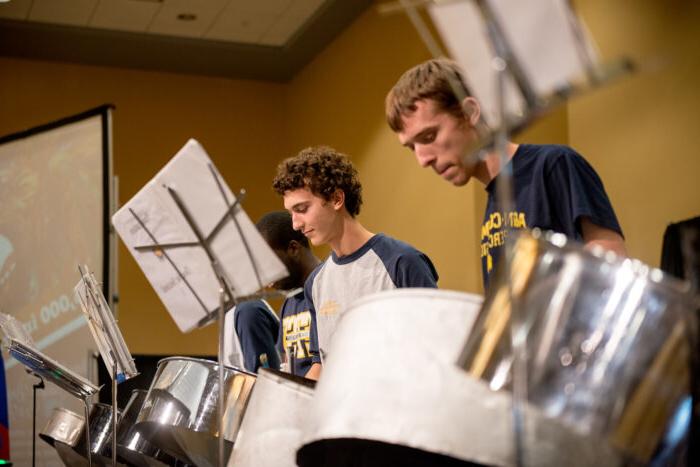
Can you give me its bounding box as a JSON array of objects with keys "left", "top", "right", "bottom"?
[
  {"left": 428, "top": 0, "right": 600, "bottom": 127},
  {"left": 112, "top": 139, "right": 288, "bottom": 333},
  {"left": 75, "top": 266, "right": 138, "bottom": 383}
]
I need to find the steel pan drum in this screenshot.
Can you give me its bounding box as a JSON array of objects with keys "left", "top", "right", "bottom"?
[
  {"left": 116, "top": 389, "right": 183, "bottom": 467},
  {"left": 39, "top": 407, "right": 84, "bottom": 447},
  {"left": 228, "top": 368, "right": 315, "bottom": 467},
  {"left": 135, "top": 356, "right": 256, "bottom": 466},
  {"left": 459, "top": 230, "right": 697, "bottom": 466},
  {"left": 297, "top": 288, "right": 622, "bottom": 467},
  {"left": 59, "top": 402, "right": 124, "bottom": 466}
]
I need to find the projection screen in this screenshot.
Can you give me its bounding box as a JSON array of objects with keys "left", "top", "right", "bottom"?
[{"left": 0, "top": 106, "right": 114, "bottom": 466}]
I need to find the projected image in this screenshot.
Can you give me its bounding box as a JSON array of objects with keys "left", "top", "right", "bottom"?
[{"left": 0, "top": 110, "right": 110, "bottom": 465}]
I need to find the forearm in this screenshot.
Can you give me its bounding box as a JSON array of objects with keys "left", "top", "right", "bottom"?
[{"left": 305, "top": 362, "right": 322, "bottom": 381}]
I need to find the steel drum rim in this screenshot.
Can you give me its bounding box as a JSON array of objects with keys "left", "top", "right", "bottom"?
[
  {"left": 257, "top": 368, "right": 316, "bottom": 395},
  {"left": 526, "top": 228, "right": 693, "bottom": 295},
  {"left": 155, "top": 355, "right": 256, "bottom": 377},
  {"left": 346, "top": 288, "right": 484, "bottom": 315}
]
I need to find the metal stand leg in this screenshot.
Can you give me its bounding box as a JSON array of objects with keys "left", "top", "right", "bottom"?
[
  {"left": 31, "top": 375, "right": 44, "bottom": 467},
  {"left": 83, "top": 398, "right": 93, "bottom": 467},
  {"left": 218, "top": 287, "right": 226, "bottom": 467},
  {"left": 112, "top": 361, "right": 118, "bottom": 467}
]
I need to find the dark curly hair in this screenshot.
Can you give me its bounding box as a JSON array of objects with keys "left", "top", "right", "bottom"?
[{"left": 272, "top": 146, "right": 363, "bottom": 217}]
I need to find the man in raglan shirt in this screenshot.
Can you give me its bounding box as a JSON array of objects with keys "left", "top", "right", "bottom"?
[
  {"left": 257, "top": 210, "right": 321, "bottom": 378},
  {"left": 385, "top": 58, "right": 626, "bottom": 288},
  {"left": 272, "top": 146, "right": 439, "bottom": 380}
]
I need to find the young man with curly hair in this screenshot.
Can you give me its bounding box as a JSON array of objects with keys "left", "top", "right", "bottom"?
[
  {"left": 386, "top": 58, "right": 626, "bottom": 288},
  {"left": 273, "top": 146, "right": 438, "bottom": 380}
]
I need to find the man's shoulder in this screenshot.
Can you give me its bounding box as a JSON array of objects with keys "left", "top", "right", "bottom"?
[
  {"left": 281, "top": 290, "right": 311, "bottom": 316},
  {"left": 370, "top": 233, "right": 424, "bottom": 260},
  {"left": 520, "top": 143, "right": 583, "bottom": 162},
  {"left": 234, "top": 300, "right": 275, "bottom": 328}
]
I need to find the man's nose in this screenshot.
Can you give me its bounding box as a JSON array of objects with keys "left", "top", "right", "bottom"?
[
  {"left": 415, "top": 145, "right": 435, "bottom": 168},
  {"left": 291, "top": 214, "right": 303, "bottom": 231}
]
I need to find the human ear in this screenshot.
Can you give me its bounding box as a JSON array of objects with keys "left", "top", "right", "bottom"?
[
  {"left": 287, "top": 240, "right": 301, "bottom": 257},
  {"left": 461, "top": 97, "right": 481, "bottom": 127},
  {"left": 331, "top": 189, "right": 345, "bottom": 211}
]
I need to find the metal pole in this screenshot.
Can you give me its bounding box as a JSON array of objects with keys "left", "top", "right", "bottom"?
[
  {"left": 112, "top": 361, "right": 118, "bottom": 466},
  {"left": 218, "top": 286, "right": 226, "bottom": 467},
  {"left": 83, "top": 398, "right": 93, "bottom": 467},
  {"left": 31, "top": 375, "right": 44, "bottom": 467}
]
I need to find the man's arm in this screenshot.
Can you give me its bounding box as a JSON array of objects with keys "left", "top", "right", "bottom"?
[
  {"left": 305, "top": 362, "right": 322, "bottom": 381},
  {"left": 581, "top": 217, "right": 627, "bottom": 257}
]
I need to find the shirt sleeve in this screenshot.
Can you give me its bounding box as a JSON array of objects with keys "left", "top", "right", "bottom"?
[
  {"left": 392, "top": 252, "right": 439, "bottom": 288},
  {"left": 234, "top": 300, "right": 281, "bottom": 373},
  {"left": 546, "top": 150, "right": 623, "bottom": 240}
]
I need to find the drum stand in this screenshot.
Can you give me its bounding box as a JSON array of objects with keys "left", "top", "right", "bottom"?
[
  {"left": 82, "top": 398, "right": 93, "bottom": 467},
  {"left": 130, "top": 174, "right": 268, "bottom": 467},
  {"left": 30, "top": 372, "right": 44, "bottom": 467}
]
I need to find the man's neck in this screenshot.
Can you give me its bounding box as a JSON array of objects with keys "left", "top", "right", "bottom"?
[
  {"left": 300, "top": 250, "right": 321, "bottom": 281},
  {"left": 478, "top": 142, "right": 519, "bottom": 185},
  {"left": 328, "top": 216, "right": 374, "bottom": 257}
]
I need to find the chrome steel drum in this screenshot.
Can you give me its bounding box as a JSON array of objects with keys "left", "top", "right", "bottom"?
[
  {"left": 228, "top": 368, "right": 315, "bottom": 467},
  {"left": 459, "top": 230, "right": 697, "bottom": 466},
  {"left": 117, "top": 389, "right": 183, "bottom": 467},
  {"left": 39, "top": 407, "right": 84, "bottom": 447},
  {"left": 297, "top": 288, "right": 620, "bottom": 467},
  {"left": 64, "top": 402, "right": 123, "bottom": 466},
  {"left": 135, "top": 356, "right": 256, "bottom": 466}
]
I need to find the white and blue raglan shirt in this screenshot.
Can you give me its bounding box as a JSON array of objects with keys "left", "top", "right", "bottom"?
[{"left": 304, "top": 233, "right": 438, "bottom": 364}]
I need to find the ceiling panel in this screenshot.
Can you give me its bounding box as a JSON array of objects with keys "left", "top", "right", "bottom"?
[
  {"left": 89, "top": 0, "right": 161, "bottom": 33},
  {"left": 0, "top": 0, "right": 373, "bottom": 82},
  {"left": 227, "top": 0, "right": 293, "bottom": 16},
  {"left": 148, "top": 0, "right": 227, "bottom": 38},
  {"left": 29, "top": 0, "right": 98, "bottom": 26},
  {"left": 259, "top": 0, "right": 325, "bottom": 46},
  {"left": 205, "top": 4, "right": 278, "bottom": 44},
  {"left": 0, "top": 0, "right": 32, "bottom": 20}
]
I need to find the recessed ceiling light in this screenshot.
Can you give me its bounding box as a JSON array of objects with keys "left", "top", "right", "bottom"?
[{"left": 177, "top": 13, "right": 197, "bottom": 21}]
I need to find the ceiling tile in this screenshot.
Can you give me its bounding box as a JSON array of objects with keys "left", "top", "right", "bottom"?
[
  {"left": 226, "top": 0, "right": 292, "bottom": 15},
  {"left": 89, "top": 0, "right": 161, "bottom": 33},
  {"left": 29, "top": 0, "right": 98, "bottom": 26},
  {"left": 148, "top": 0, "right": 227, "bottom": 38},
  {"left": 205, "top": 5, "right": 277, "bottom": 44},
  {"left": 0, "top": 0, "right": 33, "bottom": 20},
  {"left": 259, "top": 0, "right": 325, "bottom": 46}
]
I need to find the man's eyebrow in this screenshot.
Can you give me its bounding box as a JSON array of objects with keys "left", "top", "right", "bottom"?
[{"left": 404, "top": 126, "right": 438, "bottom": 146}]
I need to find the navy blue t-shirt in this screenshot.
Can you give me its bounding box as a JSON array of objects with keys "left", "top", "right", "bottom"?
[
  {"left": 481, "top": 144, "right": 623, "bottom": 288},
  {"left": 234, "top": 300, "right": 281, "bottom": 373},
  {"left": 276, "top": 289, "right": 316, "bottom": 376}
]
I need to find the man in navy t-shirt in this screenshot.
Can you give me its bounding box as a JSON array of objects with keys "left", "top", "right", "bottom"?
[
  {"left": 273, "top": 147, "right": 438, "bottom": 379},
  {"left": 385, "top": 58, "right": 626, "bottom": 288},
  {"left": 257, "top": 211, "right": 321, "bottom": 377}
]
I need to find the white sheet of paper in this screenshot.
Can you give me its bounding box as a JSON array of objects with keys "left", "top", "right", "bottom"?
[
  {"left": 428, "top": 0, "right": 599, "bottom": 127},
  {"left": 489, "top": 0, "right": 599, "bottom": 97},
  {"left": 75, "top": 266, "right": 138, "bottom": 382},
  {"left": 112, "top": 139, "right": 288, "bottom": 333},
  {"left": 428, "top": 0, "right": 525, "bottom": 128}
]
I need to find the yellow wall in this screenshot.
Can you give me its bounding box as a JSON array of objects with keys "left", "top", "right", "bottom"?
[
  {"left": 569, "top": 0, "right": 700, "bottom": 266},
  {"left": 0, "top": 57, "right": 287, "bottom": 355}
]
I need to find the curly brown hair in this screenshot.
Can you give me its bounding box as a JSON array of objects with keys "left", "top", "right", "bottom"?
[
  {"left": 272, "top": 146, "right": 363, "bottom": 217},
  {"left": 385, "top": 58, "right": 470, "bottom": 132}
]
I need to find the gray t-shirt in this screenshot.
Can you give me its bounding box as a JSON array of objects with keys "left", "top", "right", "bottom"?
[{"left": 304, "top": 233, "right": 438, "bottom": 363}]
